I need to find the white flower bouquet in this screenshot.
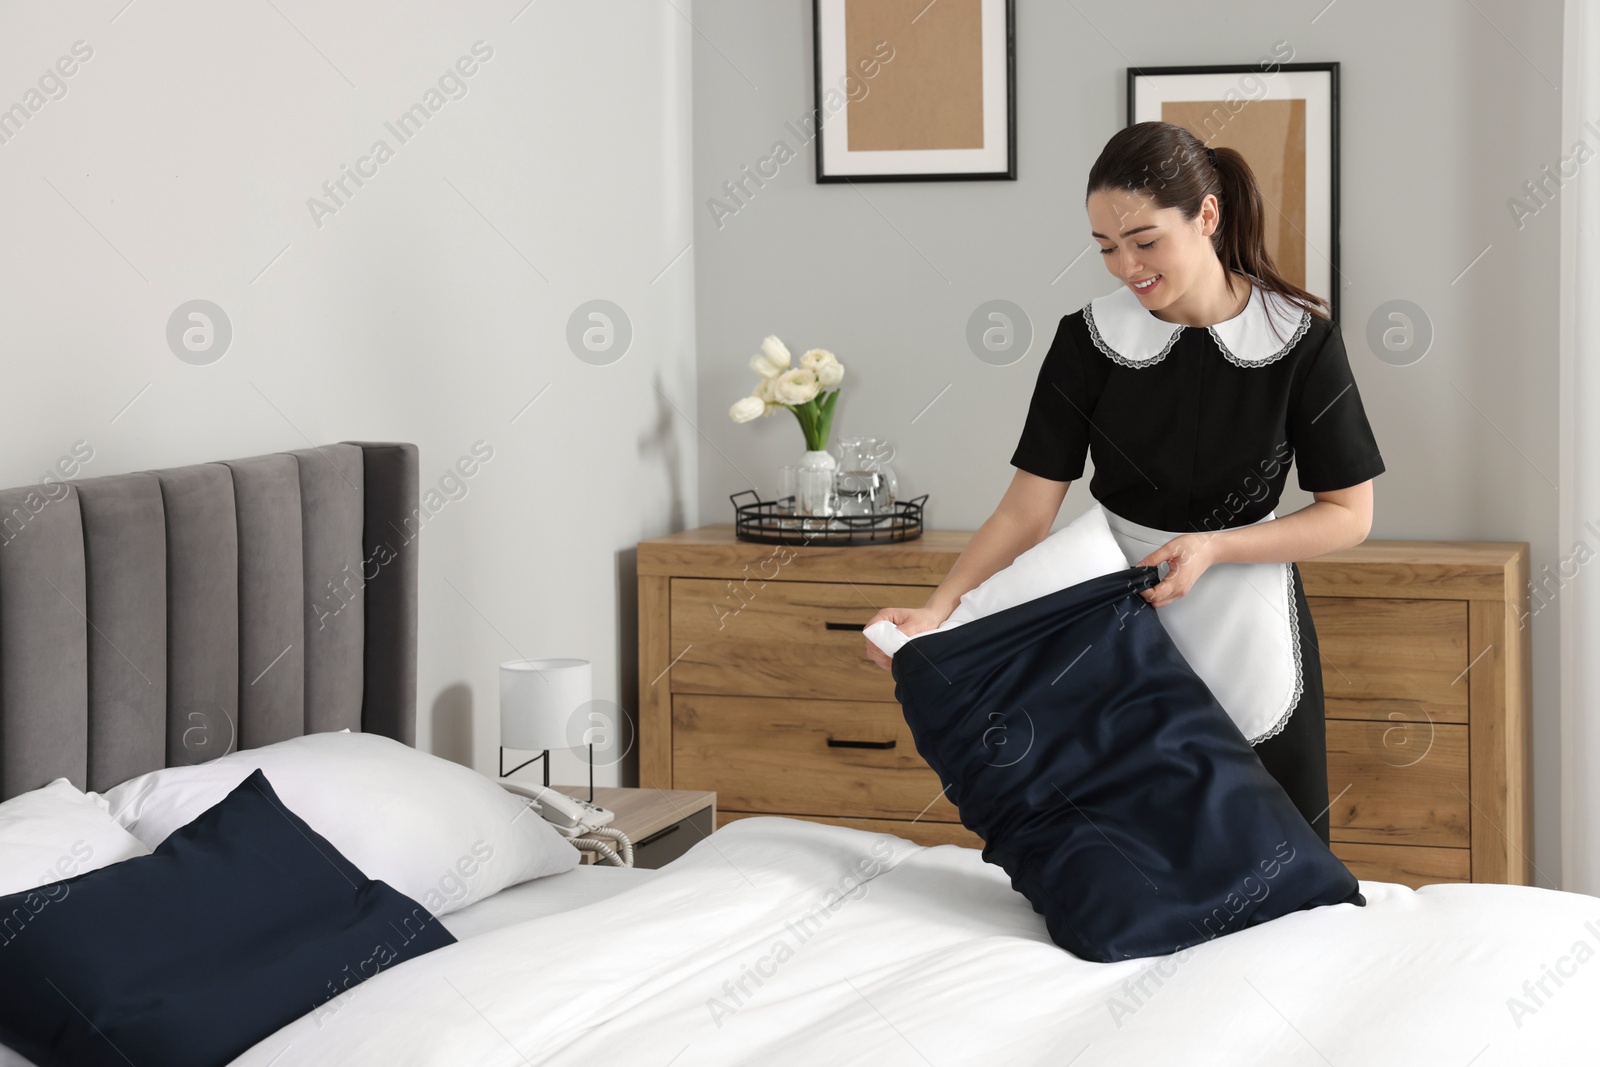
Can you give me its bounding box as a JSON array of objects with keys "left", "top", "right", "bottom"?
[{"left": 727, "top": 336, "right": 844, "bottom": 452}]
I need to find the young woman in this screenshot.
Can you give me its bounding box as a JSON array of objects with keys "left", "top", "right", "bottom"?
[{"left": 864, "top": 121, "right": 1385, "bottom": 846}]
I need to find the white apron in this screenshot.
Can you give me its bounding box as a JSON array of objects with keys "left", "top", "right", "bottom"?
[{"left": 1101, "top": 503, "right": 1304, "bottom": 745}]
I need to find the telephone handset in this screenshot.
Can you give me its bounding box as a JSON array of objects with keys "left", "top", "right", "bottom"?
[
  {"left": 500, "top": 782, "right": 615, "bottom": 837},
  {"left": 501, "top": 782, "right": 635, "bottom": 867}
]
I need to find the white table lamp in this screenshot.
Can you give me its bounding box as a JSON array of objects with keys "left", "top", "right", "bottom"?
[{"left": 500, "top": 658, "right": 591, "bottom": 792}]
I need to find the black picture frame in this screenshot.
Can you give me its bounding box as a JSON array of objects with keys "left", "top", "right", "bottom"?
[
  {"left": 813, "top": 0, "right": 1017, "bottom": 183},
  {"left": 1126, "top": 62, "right": 1340, "bottom": 325}
]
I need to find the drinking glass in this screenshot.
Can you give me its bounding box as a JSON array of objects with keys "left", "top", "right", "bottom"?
[{"left": 777, "top": 465, "right": 797, "bottom": 515}]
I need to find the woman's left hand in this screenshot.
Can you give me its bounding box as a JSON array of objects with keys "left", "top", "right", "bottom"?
[{"left": 1135, "top": 533, "right": 1220, "bottom": 608}]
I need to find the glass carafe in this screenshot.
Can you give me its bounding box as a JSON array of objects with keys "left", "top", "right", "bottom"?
[{"left": 835, "top": 437, "right": 899, "bottom": 517}]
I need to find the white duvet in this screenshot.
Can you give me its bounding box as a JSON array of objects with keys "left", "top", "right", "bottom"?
[{"left": 233, "top": 817, "right": 1598, "bottom": 1066}]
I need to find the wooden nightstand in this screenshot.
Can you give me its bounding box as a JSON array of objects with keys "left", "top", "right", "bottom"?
[{"left": 555, "top": 786, "right": 716, "bottom": 869}]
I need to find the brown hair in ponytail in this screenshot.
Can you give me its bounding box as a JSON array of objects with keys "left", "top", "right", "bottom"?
[{"left": 1086, "top": 121, "right": 1328, "bottom": 332}]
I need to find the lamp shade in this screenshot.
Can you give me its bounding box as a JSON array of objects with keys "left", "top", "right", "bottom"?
[{"left": 500, "top": 658, "right": 591, "bottom": 751}]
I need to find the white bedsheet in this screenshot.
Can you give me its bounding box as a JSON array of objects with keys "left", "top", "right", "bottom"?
[
  {"left": 232, "top": 816, "right": 1598, "bottom": 1066},
  {"left": 441, "top": 863, "right": 660, "bottom": 941}
]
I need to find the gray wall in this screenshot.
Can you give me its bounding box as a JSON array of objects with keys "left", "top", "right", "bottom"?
[
  {"left": 691, "top": 1, "right": 1567, "bottom": 884},
  {"left": 0, "top": 0, "right": 698, "bottom": 791}
]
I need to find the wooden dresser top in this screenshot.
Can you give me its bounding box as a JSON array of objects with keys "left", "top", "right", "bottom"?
[{"left": 638, "top": 524, "right": 1529, "bottom": 602}]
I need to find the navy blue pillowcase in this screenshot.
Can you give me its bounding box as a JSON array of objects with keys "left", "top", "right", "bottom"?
[
  {"left": 891, "top": 563, "right": 1364, "bottom": 963},
  {"left": 0, "top": 768, "right": 455, "bottom": 1067}
]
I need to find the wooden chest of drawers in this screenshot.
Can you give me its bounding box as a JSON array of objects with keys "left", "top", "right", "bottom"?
[
  {"left": 1299, "top": 543, "right": 1532, "bottom": 887},
  {"left": 637, "top": 527, "right": 1531, "bottom": 888}
]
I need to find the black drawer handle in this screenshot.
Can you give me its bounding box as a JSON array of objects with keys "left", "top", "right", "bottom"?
[
  {"left": 634, "top": 823, "right": 680, "bottom": 849},
  {"left": 825, "top": 621, "right": 867, "bottom": 631},
  {"left": 827, "top": 737, "right": 896, "bottom": 750}
]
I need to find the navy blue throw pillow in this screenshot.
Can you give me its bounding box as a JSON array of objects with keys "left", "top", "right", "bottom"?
[
  {"left": 0, "top": 768, "right": 455, "bottom": 1067},
  {"left": 892, "top": 564, "right": 1364, "bottom": 963}
]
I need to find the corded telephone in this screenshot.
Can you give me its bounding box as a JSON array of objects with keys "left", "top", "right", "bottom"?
[
  {"left": 501, "top": 781, "right": 614, "bottom": 835},
  {"left": 500, "top": 782, "right": 635, "bottom": 867}
]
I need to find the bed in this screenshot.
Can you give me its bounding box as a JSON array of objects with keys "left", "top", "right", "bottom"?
[{"left": 0, "top": 443, "right": 1594, "bottom": 1066}]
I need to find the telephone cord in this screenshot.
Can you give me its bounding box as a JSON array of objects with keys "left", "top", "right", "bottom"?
[{"left": 572, "top": 825, "right": 635, "bottom": 867}]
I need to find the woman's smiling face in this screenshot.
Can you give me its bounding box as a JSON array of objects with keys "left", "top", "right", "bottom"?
[{"left": 1087, "top": 187, "right": 1221, "bottom": 313}]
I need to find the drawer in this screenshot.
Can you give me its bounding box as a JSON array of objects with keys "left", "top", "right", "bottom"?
[
  {"left": 1306, "top": 597, "right": 1469, "bottom": 722},
  {"left": 717, "top": 810, "right": 983, "bottom": 849},
  {"left": 672, "top": 693, "right": 961, "bottom": 823},
  {"left": 630, "top": 806, "right": 716, "bottom": 870},
  {"left": 1326, "top": 719, "right": 1470, "bottom": 848},
  {"left": 669, "top": 579, "right": 936, "bottom": 701},
  {"left": 1331, "top": 841, "right": 1470, "bottom": 889}
]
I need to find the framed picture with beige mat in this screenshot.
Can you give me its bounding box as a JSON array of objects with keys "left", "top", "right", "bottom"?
[
  {"left": 1129, "top": 61, "right": 1341, "bottom": 324},
  {"left": 813, "top": 0, "right": 1016, "bottom": 182}
]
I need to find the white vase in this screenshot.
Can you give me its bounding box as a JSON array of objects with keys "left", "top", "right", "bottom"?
[{"left": 795, "top": 448, "right": 837, "bottom": 516}]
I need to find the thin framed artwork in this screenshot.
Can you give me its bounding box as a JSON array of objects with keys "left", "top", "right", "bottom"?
[
  {"left": 1127, "top": 62, "right": 1341, "bottom": 324},
  {"left": 813, "top": 0, "right": 1017, "bottom": 183}
]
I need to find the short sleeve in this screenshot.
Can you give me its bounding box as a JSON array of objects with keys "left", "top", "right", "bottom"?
[
  {"left": 1009, "top": 316, "right": 1093, "bottom": 482},
  {"left": 1287, "top": 324, "right": 1386, "bottom": 492}
]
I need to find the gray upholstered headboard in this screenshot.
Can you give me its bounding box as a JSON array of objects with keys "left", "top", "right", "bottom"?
[{"left": 0, "top": 441, "right": 420, "bottom": 800}]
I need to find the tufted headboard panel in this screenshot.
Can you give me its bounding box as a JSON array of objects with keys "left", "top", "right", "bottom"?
[{"left": 0, "top": 441, "right": 419, "bottom": 799}]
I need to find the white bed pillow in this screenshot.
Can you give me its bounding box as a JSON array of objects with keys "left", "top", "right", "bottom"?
[
  {"left": 865, "top": 503, "right": 1133, "bottom": 657},
  {"left": 0, "top": 778, "right": 150, "bottom": 897},
  {"left": 100, "top": 732, "right": 578, "bottom": 916}
]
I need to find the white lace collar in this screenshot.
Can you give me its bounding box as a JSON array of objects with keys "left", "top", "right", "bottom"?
[{"left": 1082, "top": 277, "right": 1312, "bottom": 369}]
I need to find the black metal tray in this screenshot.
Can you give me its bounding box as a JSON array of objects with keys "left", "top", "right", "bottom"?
[{"left": 730, "top": 490, "right": 927, "bottom": 545}]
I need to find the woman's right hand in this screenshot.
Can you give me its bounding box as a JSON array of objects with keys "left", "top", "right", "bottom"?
[{"left": 862, "top": 604, "right": 951, "bottom": 672}]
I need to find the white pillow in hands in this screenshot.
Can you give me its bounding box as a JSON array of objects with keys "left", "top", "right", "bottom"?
[
  {"left": 0, "top": 779, "right": 150, "bottom": 897},
  {"left": 865, "top": 503, "right": 1132, "bottom": 658},
  {"left": 100, "top": 731, "right": 578, "bottom": 916}
]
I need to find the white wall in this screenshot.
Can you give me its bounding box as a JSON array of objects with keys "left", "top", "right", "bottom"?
[
  {"left": 0, "top": 0, "right": 698, "bottom": 789},
  {"left": 690, "top": 1, "right": 1569, "bottom": 884}
]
